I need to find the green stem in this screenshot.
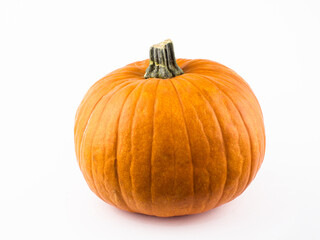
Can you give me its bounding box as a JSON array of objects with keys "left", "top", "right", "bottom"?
[{"left": 144, "top": 39, "right": 184, "bottom": 79}]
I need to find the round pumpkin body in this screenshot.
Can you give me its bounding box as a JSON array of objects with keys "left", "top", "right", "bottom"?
[{"left": 74, "top": 42, "right": 265, "bottom": 217}]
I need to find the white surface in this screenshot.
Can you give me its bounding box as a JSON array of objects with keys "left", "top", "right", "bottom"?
[{"left": 1, "top": 0, "right": 320, "bottom": 239}]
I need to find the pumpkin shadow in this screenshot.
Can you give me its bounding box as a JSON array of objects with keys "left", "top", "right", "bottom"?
[{"left": 110, "top": 205, "right": 228, "bottom": 227}]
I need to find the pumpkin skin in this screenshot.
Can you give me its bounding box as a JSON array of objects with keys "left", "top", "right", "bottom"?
[{"left": 74, "top": 58, "right": 265, "bottom": 217}]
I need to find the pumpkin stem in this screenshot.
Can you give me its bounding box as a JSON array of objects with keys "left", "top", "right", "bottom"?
[{"left": 144, "top": 39, "right": 184, "bottom": 79}]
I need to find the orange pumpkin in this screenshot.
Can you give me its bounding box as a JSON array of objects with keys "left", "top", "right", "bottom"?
[{"left": 74, "top": 39, "right": 265, "bottom": 217}]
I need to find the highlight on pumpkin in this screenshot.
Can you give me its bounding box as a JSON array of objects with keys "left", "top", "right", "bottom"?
[{"left": 74, "top": 39, "right": 265, "bottom": 217}]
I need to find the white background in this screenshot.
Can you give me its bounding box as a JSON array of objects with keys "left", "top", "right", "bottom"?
[{"left": 1, "top": 0, "right": 320, "bottom": 239}]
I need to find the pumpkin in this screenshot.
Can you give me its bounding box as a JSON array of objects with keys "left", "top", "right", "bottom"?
[{"left": 74, "top": 39, "right": 265, "bottom": 217}]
